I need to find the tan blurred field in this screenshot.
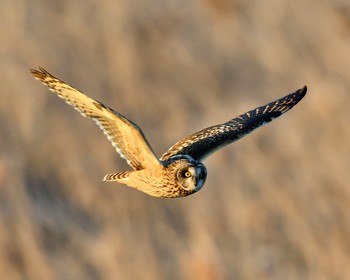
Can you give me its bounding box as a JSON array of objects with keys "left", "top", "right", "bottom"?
[{"left": 1, "top": 1, "right": 350, "bottom": 279}]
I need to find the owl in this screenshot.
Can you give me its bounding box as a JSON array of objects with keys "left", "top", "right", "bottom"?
[{"left": 30, "top": 67, "right": 307, "bottom": 198}]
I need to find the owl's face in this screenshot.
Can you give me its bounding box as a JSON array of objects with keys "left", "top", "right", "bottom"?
[
  {"left": 164, "top": 155, "right": 207, "bottom": 195},
  {"left": 176, "top": 163, "right": 207, "bottom": 193}
]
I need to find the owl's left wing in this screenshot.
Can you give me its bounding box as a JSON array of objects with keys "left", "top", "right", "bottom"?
[
  {"left": 160, "top": 86, "right": 307, "bottom": 162},
  {"left": 31, "top": 67, "right": 161, "bottom": 171}
]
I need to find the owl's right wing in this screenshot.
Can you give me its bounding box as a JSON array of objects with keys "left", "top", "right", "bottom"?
[
  {"left": 31, "top": 67, "right": 161, "bottom": 171},
  {"left": 160, "top": 87, "right": 307, "bottom": 162}
]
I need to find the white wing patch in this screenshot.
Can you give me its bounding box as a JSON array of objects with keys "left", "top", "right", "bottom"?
[{"left": 94, "top": 118, "right": 132, "bottom": 165}]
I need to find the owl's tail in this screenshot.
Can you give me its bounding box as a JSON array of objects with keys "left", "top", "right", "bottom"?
[{"left": 103, "top": 171, "right": 132, "bottom": 182}]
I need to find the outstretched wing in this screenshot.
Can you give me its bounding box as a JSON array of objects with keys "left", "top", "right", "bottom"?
[
  {"left": 160, "top": 86, "right": 307, "bottom": 162},
  {"left": 31, "top": 67, "right": 161, "bottom": 171}
]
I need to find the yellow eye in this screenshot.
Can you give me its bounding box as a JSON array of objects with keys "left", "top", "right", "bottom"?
[{"left": 184, "top": 171, "right": 191, "bottom": 178}]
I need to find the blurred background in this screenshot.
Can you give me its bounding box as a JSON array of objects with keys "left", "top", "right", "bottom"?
[{"left": 1, "top": 0, "right": 349, "bottom": 279}]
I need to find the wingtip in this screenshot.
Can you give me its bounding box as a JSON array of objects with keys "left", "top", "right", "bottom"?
[
  {"left": 295, "top": 85, "right": 307, "bottom": 100},
  {"left": 301, "top": 85, "right": 307, "bottom": 94},
  {"left": 29, "top": 67, "right": 39, "bottom": 75},
  {"left": 29, "top": 67, "right": 44, "bottom": 78},
  {"left": 30, "top": 67, "right": 55, "bottom": 82}
]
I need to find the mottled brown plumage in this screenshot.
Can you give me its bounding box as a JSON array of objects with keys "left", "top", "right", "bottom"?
[{"left": 30, "top": 67, "right": 307, "bottom": 198}]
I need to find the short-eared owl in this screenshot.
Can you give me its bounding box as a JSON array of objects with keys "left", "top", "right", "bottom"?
[{"left": 30, "top": 67, "right": 307, "bottom": 198}]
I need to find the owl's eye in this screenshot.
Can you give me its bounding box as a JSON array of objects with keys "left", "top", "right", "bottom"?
[{"left": 183, "top": 171, "right": 192, "bottom": 178}]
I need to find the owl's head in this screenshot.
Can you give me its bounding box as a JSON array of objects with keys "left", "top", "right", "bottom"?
[
  {"left": 165, "top": 155, "right": 207, "bottom": 195},
  {"left": 176, "top": 163, "right": 207, "bottom": 193}
]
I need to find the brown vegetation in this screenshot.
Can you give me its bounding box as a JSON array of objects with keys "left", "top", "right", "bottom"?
[{"left": 1, "top": 1, "right": 349, "bottom": 279}]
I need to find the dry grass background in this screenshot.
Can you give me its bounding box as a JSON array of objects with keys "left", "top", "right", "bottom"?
[{"left": 1, "top": 0, "right": 350, "bottom": 279}]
